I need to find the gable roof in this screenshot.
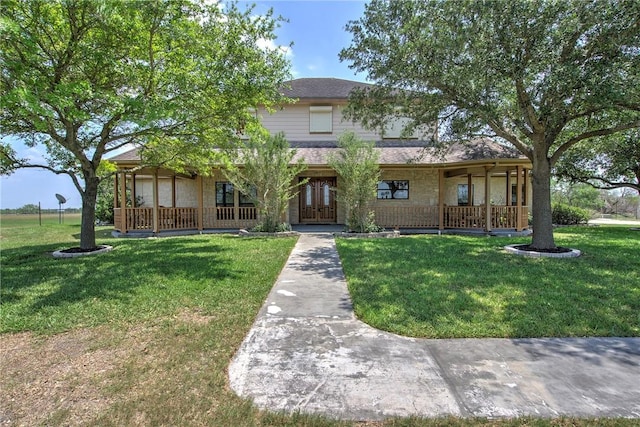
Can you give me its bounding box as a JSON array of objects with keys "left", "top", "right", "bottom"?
[{"left": 281, "top": 78, "right": 373, "bottom": 99}]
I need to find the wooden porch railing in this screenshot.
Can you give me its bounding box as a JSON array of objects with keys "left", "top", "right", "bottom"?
[
  {"left": 205, "top": 207, "right": 258, "bottom": 228},
  {"left": 125, "top": 207, "right": 154, "bottom": 230},
  {"left": 443, "top": 206, "right": 486, "bottom": 229},
  {"left": 374, "top": 205, "right": 528, "bottom": 230},
  {"left": 115, "top": 205, "right": 527, "bottom": 232},
  {"left": 158, "top": 207, "right": 198, "bottom": 230},
  {"left": 374, "top": 206, "right": 439, "bottom": 228}
]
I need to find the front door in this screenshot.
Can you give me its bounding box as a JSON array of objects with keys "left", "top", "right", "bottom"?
[{"left": 300, "top": 177, "right": 337, "bottom": 223}]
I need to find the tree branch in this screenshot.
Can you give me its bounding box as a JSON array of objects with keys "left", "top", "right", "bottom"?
[{"left": 551, "top": 119, "right": 640, "bottom": 165}]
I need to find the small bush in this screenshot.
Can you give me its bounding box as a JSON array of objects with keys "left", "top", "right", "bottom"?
[
  {"left": 251, "top": 222, "right": 292, "bottom": 233},
  {"left": 552, "top": 203, "right": 590, "bottom": 225}
]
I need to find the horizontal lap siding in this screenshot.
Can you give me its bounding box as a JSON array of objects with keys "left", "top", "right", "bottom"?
[{"left": 258, "top": 104, "right": 379, "bottom": 141}]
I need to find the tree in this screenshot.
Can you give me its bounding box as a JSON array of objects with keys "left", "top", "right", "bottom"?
[
  {"left": 551, "top": 180, "right": 605, "bottom": 212},
  {"left": 1, "top": 0, "right": 290, "bottom": 249},
  {"left": 328, "top": 132, "right": 381, "bottom": 233},
  {"left": 223, "top": 131, "right": 307, "bottom": 233},
  {"left": 555, "top": 130, "right": 640, "bottom": 195},
  {"left": 340, "top": 0, "right": 640, "bottom": 250}
]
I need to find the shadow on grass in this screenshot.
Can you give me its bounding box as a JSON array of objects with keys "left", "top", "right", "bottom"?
[
  {"left": 0, "top": 234, "right": 270, "bottom": 332},
  {"left": 337, "top": 227, "right": 640, "bottom": 338}
]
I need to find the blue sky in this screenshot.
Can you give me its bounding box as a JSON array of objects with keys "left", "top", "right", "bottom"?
[{"left": 1, "top": 0, "right": 368, "bottom": 209}]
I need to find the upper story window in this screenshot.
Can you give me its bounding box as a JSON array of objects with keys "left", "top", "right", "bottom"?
[
  {"left": 383, "top": 116, "right": 418, "bottom": 139},
  {"left": 309, "top": 106, "right": 333, "bottom": 133}
]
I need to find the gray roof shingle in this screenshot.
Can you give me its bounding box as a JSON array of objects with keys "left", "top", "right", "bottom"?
[{"left": 281, "top": 78, "right": 373, "bottom": 99}]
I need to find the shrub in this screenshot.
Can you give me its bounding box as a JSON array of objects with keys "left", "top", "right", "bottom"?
[{"left": 552, "top": 203, "right": 590, "bottom": 225}]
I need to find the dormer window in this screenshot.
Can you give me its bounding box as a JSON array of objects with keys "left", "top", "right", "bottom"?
[{"left": 309, "top": 106, "right": 333, "bottom": 133}]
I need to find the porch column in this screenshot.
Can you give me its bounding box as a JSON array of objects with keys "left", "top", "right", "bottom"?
[
  {"left": 467, "top": 174, "right": 473, "bottom": 205},
  {"left": 234, "top": 188, "right": 240, "bottom": 227},
  {"left": 197, "top": 175, "right": 204, "bottom": 231},
  {"left": 171, "top": 176, "right": 176, "bottom": 208},
  {"left": 484, "top": 167, "right": 492, "bottom": 232},
  {"left": 132, "top": 174, "right": 137, "bottom": 207},
  {"left": 113, "top": 174, "right": 119, "bottom": 208},
  {"left": 438, "top": 169, "right": 445, "bottom": 230},
  {"left": 505, "top": 169, "right": 512, "bottom": 206},
  {"left": 120, "top": 171, "right": 127, "bottom": 233},
  {"left": 516, "top": 165, "right": 523, "bottom": 231},
  {"left": 152, "top": 171, "right": 160, "bottom": 233}
]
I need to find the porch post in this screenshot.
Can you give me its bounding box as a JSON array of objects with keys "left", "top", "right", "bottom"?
[
  {"left": 234, "top": 187, "right": 240, "bottom": 227},
  {"left": 132, "top": 174, "right": 137, "bottom": 207},
  {"left": 505, "top": 169, "right": 511, "bottom": 206},
  {"left": 484, "top": 167, "right": 492, "bottom": 232},
  {"left": 113, "top": 173, "right": 119, "bottom": 208},
  {"left": 171, "top": 176, "right": 176, "bottom": 208},
  {"left": 438, "top": 169, "right": 445, "bottom": 230},
  {"left": 467, "top": 173, "right": 473, "bottom": 205},
  {"left": 153, "top": 171, "right": 160, "bottom": 233},
  {"left": 197, "top": 175, "right": 204, "bottom": 231},
  {"left": 120, "top": 171, "right": 127, "bottom": 233},
  {"left": 516, "top": 165, "right": 523, "bottom": 231}
]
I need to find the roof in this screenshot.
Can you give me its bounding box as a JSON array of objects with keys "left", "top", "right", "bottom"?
[
  {"left": 281, "top": 78, "right": 373, "bottom": 99},
  {"left": 109, "top": 139, "right": 524, "bottom": 167}
]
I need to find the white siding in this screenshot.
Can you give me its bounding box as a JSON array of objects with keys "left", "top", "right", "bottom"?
[{"left": 258, "top": 103, "right": 380, "bottom": 141}]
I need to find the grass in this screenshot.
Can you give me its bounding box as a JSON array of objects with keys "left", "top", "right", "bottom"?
[
  {"left": 336, "top": 227, "right": 640, "bottom": 339},
  {"left": 1, "top": 215, "right": 295, "bottom": 335},
  {"left": 1, "top": 216, "right": 638, "bottom": 426}
]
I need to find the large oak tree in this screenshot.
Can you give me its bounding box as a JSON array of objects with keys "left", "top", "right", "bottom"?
[
  {"left": 340, "top": 0, "right": 640, "bottom": 250},
  {"left": 1, "top": 0, "right": 290, "bottom": 249}
]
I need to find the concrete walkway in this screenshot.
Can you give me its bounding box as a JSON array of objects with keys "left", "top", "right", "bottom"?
[{"left": 229, "top": 234, "right": 640, "bottom": 421}]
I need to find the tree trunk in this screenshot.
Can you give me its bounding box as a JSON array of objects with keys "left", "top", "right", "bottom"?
[
  {"left": 80, "top": 176, "right": 99, "bottom": 250},
  {"left": 530, "top": 152, "right": 556, "bottom": 250}
]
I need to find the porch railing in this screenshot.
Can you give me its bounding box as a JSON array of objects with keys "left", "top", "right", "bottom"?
[
  {"left": 205, "top": 207, "right": 258, "bottom": 229},
  {"left": 375, "top": 206, "right": 439, "bottom": 228},
  {"left": 374, "top": 205, "right": 528, "bottom": 230},
  {"left": 158, "top": 207, "right": 198, "bottom": 230},
  {"left": 116, "top": 205, "right": 527, "bottom": 232}
]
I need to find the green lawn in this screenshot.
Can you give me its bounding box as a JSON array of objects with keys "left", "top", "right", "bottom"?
[
  {"left": 2, "top": 218, "right": 638, "bottom": 426},
  {"left": 1, "top": 217, "right": 295, "bottom": 335},
  {"left": 336, "top": 227, "right": 640, "bottom": 339}
]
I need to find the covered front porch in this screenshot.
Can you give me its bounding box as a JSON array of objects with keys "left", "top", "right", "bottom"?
[{"left": 112, "top": 163, "right": 530, "bottom": 235}]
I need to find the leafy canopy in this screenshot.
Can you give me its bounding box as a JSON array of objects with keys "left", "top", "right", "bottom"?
[
  {"left": 1, "top": 0, "right": 291, "bottom": 248},
  {"left": 340, "top": 0, "right": 640, "bottom": 249}
]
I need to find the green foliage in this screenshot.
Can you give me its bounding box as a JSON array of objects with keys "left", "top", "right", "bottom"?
[
  {"left": 223, "top": 131, "right": 307, "bottom": 232},
  {"left": 552, "top": 203, "right": 591, "bottom": 225},
  {"left": 555, "top": 129, "right": 640, "bottom": 194},
  {"left": 328, "top": 132, "right": 381, "bottom": 233},
  {"left": 340, "top": 0, "right": 640, "bottom": 249},
  {"left": 551, "top": 181, "right": 605, "bottom": 212},
  {"left": 1, "top": 0, "right": 291, "bottom": 248}
]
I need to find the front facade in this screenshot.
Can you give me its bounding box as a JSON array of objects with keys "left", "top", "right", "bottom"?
[{"left": 111, "top": 78, "right": 532, "bottom": 234}]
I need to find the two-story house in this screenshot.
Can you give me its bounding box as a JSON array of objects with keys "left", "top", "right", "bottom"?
[{"left": 110, "top": 78, "right": 532, "bottom": 234}]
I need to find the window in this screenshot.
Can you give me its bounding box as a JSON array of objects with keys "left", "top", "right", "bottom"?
[
  {"left": 457, "top": 184, "right": 474, "bottom": 206},
  {"left": 309, "top": 106, "right": 332, "bottom": 133},
  {"left": 239, "top": 186, "right": 256, "bottom": 207},
  {"left": 216, "top": 182, "right": 234, "bottom": 207},
  {"left": 377, "top": 180, "right": 409, "bottom": 199},
  {"left": 511, "top": 184, "right": 526, "bottom": 205}
]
